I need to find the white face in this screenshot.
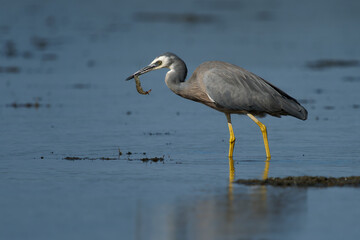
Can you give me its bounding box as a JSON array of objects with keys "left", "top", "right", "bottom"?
[{"left": 150, "top": 55, "right": 171, "bottom": 69}]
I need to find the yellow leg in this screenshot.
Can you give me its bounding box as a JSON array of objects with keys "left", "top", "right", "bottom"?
[
  {"left": 247, "top": 114, "right": 271, "bottom": 159},
  {"left": 228, "top": 156, "right": 235, "bottom": 182},
  {"left": 226, "top": 114, "right": 236, "bottom": 157},
  {"left": 262, "top": 159, "right": 270, "bottom": 180},
  {"left": 228, "top": 156, "right": 235, "bottom": 203}
]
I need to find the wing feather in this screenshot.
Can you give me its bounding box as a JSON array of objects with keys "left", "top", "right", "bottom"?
[{"left": 196, "top": 61, "right": 307, "bottom": 119}]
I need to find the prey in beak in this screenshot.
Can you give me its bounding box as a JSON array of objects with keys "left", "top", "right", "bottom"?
[
  {"left": 126, "top": 61, "right": 162, "bottom": 95},
  {"left": 126, "top": 61, "right": 161, "bottom": 81}
]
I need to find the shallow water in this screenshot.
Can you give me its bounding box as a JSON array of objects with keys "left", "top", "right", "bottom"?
[{"left": 1, "top": 0, "right": 360, "bottom": 239}]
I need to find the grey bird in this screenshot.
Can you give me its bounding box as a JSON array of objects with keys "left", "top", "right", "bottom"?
[{"left": 126, "top": 52, "right": 307, "bottom": 159}]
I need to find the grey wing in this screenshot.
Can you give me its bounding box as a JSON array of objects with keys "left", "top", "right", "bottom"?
[{"left": 202, "top": 62, "right": 307, "bottom": 119}]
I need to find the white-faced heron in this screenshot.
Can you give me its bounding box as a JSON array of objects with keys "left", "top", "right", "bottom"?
[{"left": 126, "top": 52, "right": 307, "bottom": 159}]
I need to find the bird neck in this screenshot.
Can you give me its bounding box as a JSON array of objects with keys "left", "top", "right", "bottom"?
[{"left": 165, "top": 60, "right": 188, "bottom": 94}]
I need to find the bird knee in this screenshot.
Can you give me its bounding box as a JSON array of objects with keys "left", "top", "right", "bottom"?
[
  {"left": 259, "top": 123, "right": 267, "bottom": 133},
  {"left": 229, "top": 136, "right": 236, "bottom": 143}
]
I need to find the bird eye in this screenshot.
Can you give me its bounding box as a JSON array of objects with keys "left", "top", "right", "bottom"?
[{"left": 156, "top": 61, "right": 162, "bottom": 66}]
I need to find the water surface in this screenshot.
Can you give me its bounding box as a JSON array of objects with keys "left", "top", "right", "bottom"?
[{"left": 1, "top": 0, "right": 360, "bottom": 239}]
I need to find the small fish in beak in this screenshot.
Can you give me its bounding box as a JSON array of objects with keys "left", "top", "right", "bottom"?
[{"left": 134, "top": 75, "right": 151, "bottom": 95}]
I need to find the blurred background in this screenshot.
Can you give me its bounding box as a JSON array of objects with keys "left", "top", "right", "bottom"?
[{"left": 1, "top": 0, "right": 360, "bottom": 239}]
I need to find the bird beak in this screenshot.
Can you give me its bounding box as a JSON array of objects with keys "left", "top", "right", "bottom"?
[{"left": 126, "top": 62, "right": 161, "bottom": 81}]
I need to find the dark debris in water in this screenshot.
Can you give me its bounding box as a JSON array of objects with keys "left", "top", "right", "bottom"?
[
  {"left": 323, "top": 105, "right": 335, "bottom": 110},
  {"left": 6, "top": 102, "right": 50, "bottom": 108},
  {"left": 119, "top": 151, "right": 146, "bottom": 156},
  {"left": 42, "top": 53, "right": 58, "bottom": 61},
  {"left": 125, "top": 152, "right": 166, "bottom": 163},
  {"left": 72, "top": 83, "right": 91, "bottom": 89},
  {"left": 0, "top": 66, "right": 21, "bottom": 73},
  {"left": 236, "top": 176, "right": 360, "bottom": 187},
  {"left": 307, "top": 59, "right": 360, "bottom": 70},
  {"left": 315, "top": 88, "right": 323, "bottom": 94},
  {"left": 32, "top": 37, "right": 49, "bottom": 51},
  {"left": 134, "top": 12, "right": 217, "bottom": 24},
  {"left": 64, "top": 157, "right": 117, "bottom": 161},
  {"left": 343, "top": 76, "right": 360, "bottom": 82},
  {"left": 352, "top": 104, "right": 360, "bottom": 109},
  {"left": 87, "top": 59, "right": 96, "bottom": 68},
  {"left": 141, "top": 157, "right": 164, "bottom": 163},
  {"left": 145, "top": 132, "right": 171, "bottom": 136},
  {"left": 64, "top": 149, "right": 166, "bottom": 164},
  {"left": 5, "top": 40, "right": 17, "bottom": 57}
]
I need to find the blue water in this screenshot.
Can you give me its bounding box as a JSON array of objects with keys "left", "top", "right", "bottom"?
[{"left": 1, "top": 0, "right": 360, "bottom": 239}]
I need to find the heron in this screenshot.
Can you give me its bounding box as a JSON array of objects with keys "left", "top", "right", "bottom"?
[{"left": 126, "top": 52, "right": 307, "bottom": 159}]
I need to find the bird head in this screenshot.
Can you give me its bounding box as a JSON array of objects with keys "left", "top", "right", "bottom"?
[{"left": 126, "top": 52, "right": 177, "bottom": 80}]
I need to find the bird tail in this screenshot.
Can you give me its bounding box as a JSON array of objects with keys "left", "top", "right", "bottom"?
[
  {"left": 261, "top": 78, "right": 308, "bottom": 120},
  {"left": 282, "top": 99, "right": 308, "bottom": 120}
]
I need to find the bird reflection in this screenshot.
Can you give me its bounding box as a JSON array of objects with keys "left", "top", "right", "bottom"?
[
  {"left": 262, "top": 158, "right": 271, "bottom": 180},
  {"left": 220, "top": 158, "right": 305, "bottom": 239},
  {"left": 228, "top": 156, "right": 270, "bottom": 190},
  {"left": 228, "top": 157, "right": 235, "bottom": 203},
  {"left": 135, "top": 158, "right": 306, "bottom": 240},
  {"left": 227, "top": 157, "right": 270, "bottom": 221}
]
